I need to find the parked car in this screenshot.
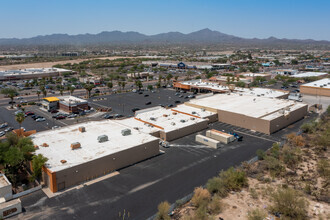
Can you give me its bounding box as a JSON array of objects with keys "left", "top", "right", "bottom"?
[
  {"left": 15, "top": 110, "right": 24, "bottom": 115},
  {"left": 25, "top": 111, "right": 34, "bottom": 116},
  {"left": 103, "top": 114, "right": 114, "bottom": 119},
  {"left": 0, "top": 131, "right": 5, "bottom": 137},
  {"left": 114, "top": 114, "right": 124, "bottom": 118},
  {"left": 145, "top": 101, "right": 152, "bottom": 105},
  {"left": 67, "top": 114, "right": 77, "bottom": 118},
  {"left": 167, "top": 104, "right": 174, "bottom": 108},
  {"left": 52, "top": 126, "right": 61, "bottom": 130},
  {"left": 36, "top": 117, "right": 46, "bottom": 122},
  {"left": 131, "top": 107, "right": 140, "bottom": 112},
  {"left": 50, "top": 110, "right": 59, "bottom": 113},
  {"left": 0, "top": 123, "right": 8, "bottom": 128},
  {"left": 33, "top": 116, "right": 43, "bottom": 120},
  {"left": 4, "top": 127, "right": 13, "bottom": 132},
  {"left": 144, "top": 94, "right": 149, "bottom": 97},
  {"left": 56, "top": 115, "right": 66, "bottom": 120},
  {"left": 175, "top": 92, "right": 180, "bottom": 96},
  {"left": 138, "top": 91, "right": 143, "bottom": 94},
  {"left": 188, "top": 95, "right": 195, "bottom": 98},
  {"left": 175, "top": 100, "right": 181, "bottom": 104},
  {"left": 8, "top": 101, "right": 16, "bottom": 104}
]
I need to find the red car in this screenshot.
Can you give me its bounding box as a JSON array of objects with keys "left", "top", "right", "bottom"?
[
  {"left": 25, "top": 111, "right": 35, "bottom": 116},
  {"left": 56, "top": 115, "right": 66, "bottom": 120}
]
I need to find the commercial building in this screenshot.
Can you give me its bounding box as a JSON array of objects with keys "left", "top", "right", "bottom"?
[
  {"left": 42, "top": 96, "right": 89, "bottom": 113},
  {"left": 300, "top": 78, "right": 330, "bottom": 97},
  {"left": 133, "top": 106, "right": 209, "bottom": 141},
  {"left": 0, "top": 68, "right": 72, "bottom": 81},
  {"left": 291, "top": 72, "right": 328, "bottom": 78},
  {"left": 173, "top": 79, "right": 289, "bottom": 98},
  {"left": 58, "top": 96, "right": 89, "bottom": 113},
  {"left": 273, "top": 69, "right": 298, "bottom": 76},
  {"left": 0, "top": 174, "right": 12, "bottom": 201},
  {"left": 185, "top": 93, "right": 307, "bottom": 134},
  {"left": 31, "top": 120, "right": 160, "bottom": 193}
]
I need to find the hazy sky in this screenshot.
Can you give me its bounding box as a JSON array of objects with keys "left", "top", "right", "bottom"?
[{"left": 1, "top": 0, "right": 329, "bottom": 40}]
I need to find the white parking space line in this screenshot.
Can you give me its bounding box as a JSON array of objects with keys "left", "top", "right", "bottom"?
[{"left": 233, "top": 129, "right": 278, "bottom": 143}]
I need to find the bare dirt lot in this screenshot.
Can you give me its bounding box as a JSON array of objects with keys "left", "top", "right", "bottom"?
[{"left": 0, "top": 56, "right": 135, "bottom": 70}]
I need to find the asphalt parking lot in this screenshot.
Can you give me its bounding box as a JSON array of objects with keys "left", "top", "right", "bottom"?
[
  {"left": 88, "top": 88, "right": 194, "bottom": 117},
  {"left": 15, "top": 112, "right": 314, "bottom": 220}
]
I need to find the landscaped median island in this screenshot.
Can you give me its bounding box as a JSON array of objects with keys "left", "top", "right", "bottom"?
[{"left": 156, "top": 107, "right": 330, "bottom": 220}]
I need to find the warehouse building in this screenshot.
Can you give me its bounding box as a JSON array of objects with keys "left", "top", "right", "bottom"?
[
  {"left": 185, "top": 93, "right": 308, "bottom": 134},
  {"left": 300, "top": 78, "right": 330, "bottom": 97},
  {"left": 173, "top": 79, "right": 289, "bottom": 98},
  {"left": 0, "top": 68, "right": 72, "bottom": 81},
  {"left": 132, "top": 106, "right": 210, "bottom": 141},
  {"left": 31, "top": 120, "right": 160, "bottom": 193}
]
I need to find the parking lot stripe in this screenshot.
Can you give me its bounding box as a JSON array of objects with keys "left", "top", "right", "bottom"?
[{"left": 233, "top": 129, "right": 278, "bottom": 143}]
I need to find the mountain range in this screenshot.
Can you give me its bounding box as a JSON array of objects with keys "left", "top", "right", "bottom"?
[{"left": 0, "top": 28, "right": 329, "bottom": 46}]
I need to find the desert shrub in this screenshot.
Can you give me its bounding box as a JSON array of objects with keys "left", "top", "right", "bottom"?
[
  {"left": 286, "top": 133, "right": 305, "bottom": 147},
  {"left": 191, "top": 187, "right": 211, "bottom": 208},
  {"left": 247, "top": 208, "right": 267, "bottom": 220},
  {"left": 270, "top": 143, "right": 281, "bottom": 159},
  {"left": 175, "top": 199, "right": 185, "bottom": 208},
  {"left": 270, "top": 187, "right": 309, "bottom": 219},
  {"left": 156, "top": 201, "right": 171, "bottom": 220},
  {"left": 300, "top": 122, "right": 318, "bottom": 133},
  {"left": 317, "top": 159, "right": 330, "bottom": 179},
  {"left": 218, "top": 167, "right": 248, "bottom": 191},
  {"left": 208, "top": 195, "right": 223, "bottom": 214},
  {"left": 264, "top": 156, "right": 285, "bottom": 177},
  {"left": 194, "top": 205, "right": 209, "bottom": 220},
  {"left": 256, "top": 149, "right": 265, "bottom": 160},
  {"left": 282, "top": 145, "right": 302, "bottom": 168},
  {"left": 206, "top": 177, "right": 228, "bottom": 197},
  {"left": 249, "top": 187, "right": 259, "bottom": 200}
]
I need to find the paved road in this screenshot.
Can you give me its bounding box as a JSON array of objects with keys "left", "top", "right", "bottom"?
[{"left": 14, "top": 114, "right": 312, "bottom": 220}]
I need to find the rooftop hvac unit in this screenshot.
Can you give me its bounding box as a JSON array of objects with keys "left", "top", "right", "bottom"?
[
  {"left": 180, "top": 119, "right": 186, "bottom": 123},
  {"left": 201, "top": 108, "right": 205, "bottom": 112},
  {"left": 97, "top": 135, "right": 108, "bottom": 143},
  {"left": 133, "top": 127, "right": 139, "bottom": 130},
  {"left": 190, "top": 117, "right": 195, "bottom": 120},
  {"left": 192, "top": 111, "right": 196, "bottom": 114},
  {"left": 171, "top": 122, "right": 176, "bottom": 126},
  {"left": 320, "top": 85, "right": 323, "bottom": 88},
  {"left": 239, "top": 94, "right": 242, "bottom": 96},
  {"left": 42, "top": 143, "right": 49, "bottom": 147},
  {"left": 163, "top": 114, "right": 168, "bottom": 117},
  {"left": 71, "top": 142, "right": 81, "bottom": 150},
  {"left": 150, "top": 117, "right": 156, "bottom": 121},
  {"left": 121, "top": 129, "right": 131, "bottom": 136},
  {"left": 60, "top": 160, "right": 67, "bottom": 164},
  {"left": 79, "top": 126, "right": 86, "bottom": 132},
  {"left": 279, "top": 109, "right": 285, "bottom": 114},
  {"left": 173, "top": 112, "right": 177, "bottom": 115}
]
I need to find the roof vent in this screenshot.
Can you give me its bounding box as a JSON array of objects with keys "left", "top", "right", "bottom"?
[
  {"left": 121, "top": 129, "right": 131, "bottom": 136},
  {"left": 201, "top": 108, "right": 205, "bottom": 112},
  {"left": 97, "top": 135, "right": 108, "bottom": 143},
  {"left": 42, "top": 143, "right": 49, "bottom": 147},
  {"left": 171, "top": 122, "right": 176, "bottom": 126},
  {"left": 60, "top": 160, "right": 67, "bottom": 164},
  {"left": 71, "top": 142, "right": 81, "bottom": 150},
  {"left": 79, "top": 126, "right": 86, "bottom": 132}
]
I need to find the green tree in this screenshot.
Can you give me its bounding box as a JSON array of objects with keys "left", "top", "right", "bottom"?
[
  {"left": 121, "top": 81, "right": 126, "bottom": 90},
  {"left": 15, "top": 112, "right": 25, "bottom": 136},
  {"left": 166, "top": 73, "right": 173, "bottom": 85},
  {"left": 32, "top": 154, "right": 48, "bottom": 180},
  {"left": 107, "top": 82, "right": 113, "bottom": 93},
  {"left": 135, "top": 80, "right": 143, "bottom": 90},
  {"left": 42, "top": 89, "right": 47, "bottom": 98},
  {"left": 68, "top": 86, "right": 75, "bottom": 95},
  {"left": 36, "top": 90, "right": 41, "bottom": 101},
  {"left": 147, "top": 85, "right": 153, "bottom": 91},
  {"left": 1, "top": 88, "right": 17, "bottom": 108},
  {"left": 84, "top": 84, "right": 94, "bottom": 98}
]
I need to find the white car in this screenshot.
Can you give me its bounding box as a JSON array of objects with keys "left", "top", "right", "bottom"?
[
  {"left": 0, "top": 131, "right": 5, "bottom": 137},
  {"left": 36, "top": 117, "right": 46, "bottom": 122}
]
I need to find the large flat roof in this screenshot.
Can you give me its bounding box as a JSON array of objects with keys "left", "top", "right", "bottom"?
[
  {"left": 172, "top": 104, "right": 217, "bottom": 118},
  {"left": 291, "top": 72, "right": 328, "bottom": 78},
  {"left": 31, "top": 120, "right": 159, "bottom": 172},
  {"left": 134, "top": 106, "right": 208, "bottom": 132},
  {"left": 0, "top": 174, "right": 11, "bottom": 188},
  {"left": 58, "top": 95, "right": 87, "bottom": 105},
  {"left": 0, "top": 68, "right": 71, "bottom": 76},
  {"left": 301, "top": 78, "right": 330, "bottom": 89},
  {"left": 179, "top": 80, "right": 287, "bottom": 98},
  {"left": 186, "top": 93, "right": 307, "bottom": 120}
]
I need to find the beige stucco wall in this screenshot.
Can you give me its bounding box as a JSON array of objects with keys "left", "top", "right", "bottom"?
[
  {"left": 160, "top": 120, "right": 208, "bottom": 141},
  {"left": 300, "top": 86, "right": 330, "bottom": 97},
  {"left": 52, "top": 139, "right": 159, "bottom": 191}
]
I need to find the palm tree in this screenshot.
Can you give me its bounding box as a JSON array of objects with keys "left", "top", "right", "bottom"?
[
  {"left": 15, "top": 112, "right": 25, "bottom": 136},
  {"left": 69, "top": 86, "right": 75, "bottom": 96},
  {"left": 36, "top": 90, "right": 41, "bottom": 101},
  {"left": 1, "top": 88, "right": 17, "bottom": 109},
  {"left": 107, "top": 82, "right": 113, "bottom": 93},
  {"left": 42, "top": 89, "right": 47, "bottom": 98},
  {"left": 84, "top": 84, "right": 94, "bottom": 98},
  {"left": 121, "top": 82, "right": 126, "bottom": 91}
]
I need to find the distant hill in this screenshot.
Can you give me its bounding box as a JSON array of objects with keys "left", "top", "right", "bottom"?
[{"left": 0, "top": 28, "right": 329, "bottom": 46}]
